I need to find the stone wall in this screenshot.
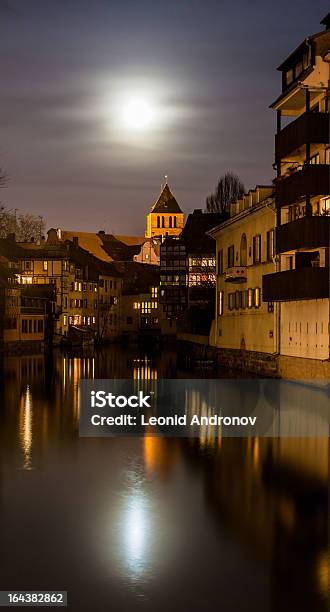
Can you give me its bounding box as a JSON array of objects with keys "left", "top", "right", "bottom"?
[{"left": 178, "top": 335, "right": 330, "bottom": 380}]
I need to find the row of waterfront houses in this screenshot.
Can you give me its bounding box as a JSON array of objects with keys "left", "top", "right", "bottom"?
[{"left": 0, "top": 11, "right": 329, "bottom": 378}]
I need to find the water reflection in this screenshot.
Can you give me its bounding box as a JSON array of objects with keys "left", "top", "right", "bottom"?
[
  {"left": 19, "top": 385, "right": 33, "bottom": 470},
  {"left": 0, "top": 346, "right": 328, "bottom": 611}
]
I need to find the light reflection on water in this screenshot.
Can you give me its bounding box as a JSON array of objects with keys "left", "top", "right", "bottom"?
[
  {"left": 19, "top": 385, "right": 33, "bottom": 470},
  {"left": 0, "top": 347, "right": 329, "bottom": 612}
]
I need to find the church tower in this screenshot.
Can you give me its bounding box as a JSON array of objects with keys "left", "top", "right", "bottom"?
[{"left": 145, "top": 179, "right": 184, "bottom": 239}]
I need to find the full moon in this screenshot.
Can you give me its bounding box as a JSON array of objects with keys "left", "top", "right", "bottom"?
[{"left": 121, "top": 97, "right": 155, "bottom": 130}]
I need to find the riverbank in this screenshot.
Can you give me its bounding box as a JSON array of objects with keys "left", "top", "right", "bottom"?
[{"left": 177, "top": 333, "right": 330, "bottom": 381}]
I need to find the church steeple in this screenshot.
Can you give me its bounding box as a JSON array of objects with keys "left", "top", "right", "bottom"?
[{"left": 145, "top": 180, "right": 184, "bottom": 238}]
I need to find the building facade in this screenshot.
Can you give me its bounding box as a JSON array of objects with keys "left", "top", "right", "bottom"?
[
  {"left": 209, "top": 187, "right": 278, "bottom": 357},
  {"left": 263, "top": 13, "right": 330, "bottom": 364}
]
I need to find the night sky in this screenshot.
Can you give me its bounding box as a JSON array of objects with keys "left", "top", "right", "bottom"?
[{"left": 1, "top": 0, "right": 329, "bottom": 234}]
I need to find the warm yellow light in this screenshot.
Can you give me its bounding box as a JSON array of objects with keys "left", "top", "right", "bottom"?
[{"left": 122, "top": 97, "right": 155, "bottom": 130}]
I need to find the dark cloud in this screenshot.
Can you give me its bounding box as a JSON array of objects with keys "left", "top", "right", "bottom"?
[{"left": 1, "top": 0, "right": 329, "bottom": 231}]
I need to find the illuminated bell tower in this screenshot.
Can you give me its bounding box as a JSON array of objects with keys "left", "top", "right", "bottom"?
[{"left": 145, "top": 178, "right": 184, "bottom": 239}]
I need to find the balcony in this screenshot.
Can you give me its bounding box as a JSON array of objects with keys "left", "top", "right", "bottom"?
[
  {"left": 275, "top": 112, "right": 330, "bottom": 161},
  {"left": 276, "top": 164, "right": 330, "bottom": 207},
  {"left": 225, "top": 266, "right": 247, "bottom": 283},
  {"left": 276, "top": 216, "right": 330, "bottom": 254},
  {"left": 262, "top": 267, "right": 329, "bottom": 302}
]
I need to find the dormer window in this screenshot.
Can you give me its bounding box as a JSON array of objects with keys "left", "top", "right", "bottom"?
[{"left": 286, "top": 68, "right": 294, "bottom": 86}]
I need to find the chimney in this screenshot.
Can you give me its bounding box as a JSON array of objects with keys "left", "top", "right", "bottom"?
[{"left": 72, "top": 236, "right": 79, "bottom": 246}]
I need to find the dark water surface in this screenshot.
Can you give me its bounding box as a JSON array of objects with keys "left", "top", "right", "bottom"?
[{"left": 0, "top": 347, "right": 329, "bottom": 611}]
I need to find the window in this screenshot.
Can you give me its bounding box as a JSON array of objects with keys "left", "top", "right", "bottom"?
[
  {"left": 253, "top": 235, "right": 261, "bottom": 264},
  {"left": 266, "top": 230, "right": 275, "bottom": 261},
  {"left": 241, "top": 290, "right": 247, "bottom": 309},
  {"left": 248, "top": 288, "right": 254, "bottom": 309},
  {"left": 157, "top": 216, "right": 160, "bottom": 228},
  {"left": 286, "top": 68, "right": 293, "bottom": 86},
  {"left": 127, "top": 316, "right": 133, "bottom": 324},
  {"left": 43, "top": 261, "right": 48, "bottom": 271},
  {"left": 325, "top": 148, "right": 330, "bottom": 165},
  {"left": 151, "top": 287, "right": 158, "bottom": 298},
  {"left": 218, "top": 291, "right": 224, "bottom": 316},
  {"left": 162, "top": 216, "right": 165, "bottom": 228},
  {"left": 235, "top": 290, "right": 241, "bottom": 310},
  {"left": 25, "top": 261, "right": 31, "bottom": 270},
  {"left": 169, "top": 216, "right": 172, "bottom": 228},
  {"left": 268, "top": 302, "right": 274, "bottom": 313},
  {"left": 37, "top": 320, "right": 44, "bottom": 333},
  {"left": 310, "top": 153, "right": 320, "bottom": 165},
  {"left": 255, "top": 287, "right": 261, "bottom": 308},
  {"left": 320, "top": 197, "right": 330, "bottom": 214},
  {"left": 174, "top": 216, "right": 177, "bottom": 228},
  {"left": 302, "top": 52, "right": 309, "bottom": 70},
  {"left": 133, "top": 302, "right": 140, "bottom": 309},
  {"left": 227, "top": 245, "right": 235, "bottom": 268},
  {"left": 228, "top": 293, "right": 235, "bottom": 311},
  {"left": 218, "top": 249, "right": 223, "bottom": 275},
  {"left": 295, "top": 60, "right": 303, "bottom": 78},
  {"left": 240, "top": 234, "right": 247, "bottom": 266},
  {"left": 63, "top": 315, "right": 67, "bottom": 326}
]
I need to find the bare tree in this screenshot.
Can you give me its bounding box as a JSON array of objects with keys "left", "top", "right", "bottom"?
[
  {"left": 206, "top": 171, "right": 245, "bottom": 213},
  {"left": 0, "top": 208, "right": 45, "bottom": 241},
  {"left": 15, "top": 213, "right": 45, "bottom": 242}
]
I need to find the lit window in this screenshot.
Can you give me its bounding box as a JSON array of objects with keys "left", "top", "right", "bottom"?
[
  {"left": 255, "top": 287, "right": 261, "bottom": 308},
  {"left": 310, "top": 153, "right": 320, "bottom": 165},
  {"left": 63, "top": 315, "right": 67, "bottom": 326},
  {"left": 248, "top": 288, "right": 254, "bottom": 308},
  {"left": 325, "top": 148, "right": 330, "bottom": 165},
  {"left": 218, "top": 291, "right": 224, "bottom": 316},
  {"left": 320, "top": 197, "right": 330, "bottom": 214},
  {"left": 253, "top": 235, "right": 261, "bottom": 264},
  {"left": 43, "top": 261, "right": 48, "bottom": 271},
  {"left": 92, "top": 316, "right": 96, "bottom": 324},
  {"left": 266, "top": 230, "right": 275, "bottom": 261}
]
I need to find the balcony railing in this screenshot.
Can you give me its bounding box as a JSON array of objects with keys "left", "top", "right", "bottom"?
[
  {"left": 225, "top": 266, "right": 247, "bottom": 283},
  {"left": 262, "top": 267, "right": 329, "bottom": 302},
  {"left": 275, "top": 112, "right": 330, "bottom": 161},
  {"left": 276, "top": 216, "right": 330, "bottom": 254},
  {"left": 276, "top": 164, "right": 330, "bottom": 207}
]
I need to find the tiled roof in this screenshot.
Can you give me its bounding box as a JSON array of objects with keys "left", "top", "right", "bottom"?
[
  {"left": 61, "top": 231, "right": 112, "bottom": 262},
  {"left": 150, "top": 184, "right": 183, "bottom": 214},
  {"left": 61, "top": 231, "right": 148, "bottom": 262}
]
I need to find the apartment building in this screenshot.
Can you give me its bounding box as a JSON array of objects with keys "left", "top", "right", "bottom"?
[{"left": 263, "top": 13, "right": 330, "bottom": 368}]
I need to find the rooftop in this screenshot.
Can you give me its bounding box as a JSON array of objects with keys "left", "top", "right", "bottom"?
[{"left": 150, "top": 183, "right": 183, "bottom": 214}]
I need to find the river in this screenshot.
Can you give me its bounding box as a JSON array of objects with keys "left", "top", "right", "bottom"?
[{"left": 0, "top": 346, "right": 329, "bottom": 611}]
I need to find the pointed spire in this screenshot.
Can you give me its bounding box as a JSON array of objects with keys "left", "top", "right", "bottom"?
[{"left": 150, "top": 180, "right": 183, "bottom": 214}]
